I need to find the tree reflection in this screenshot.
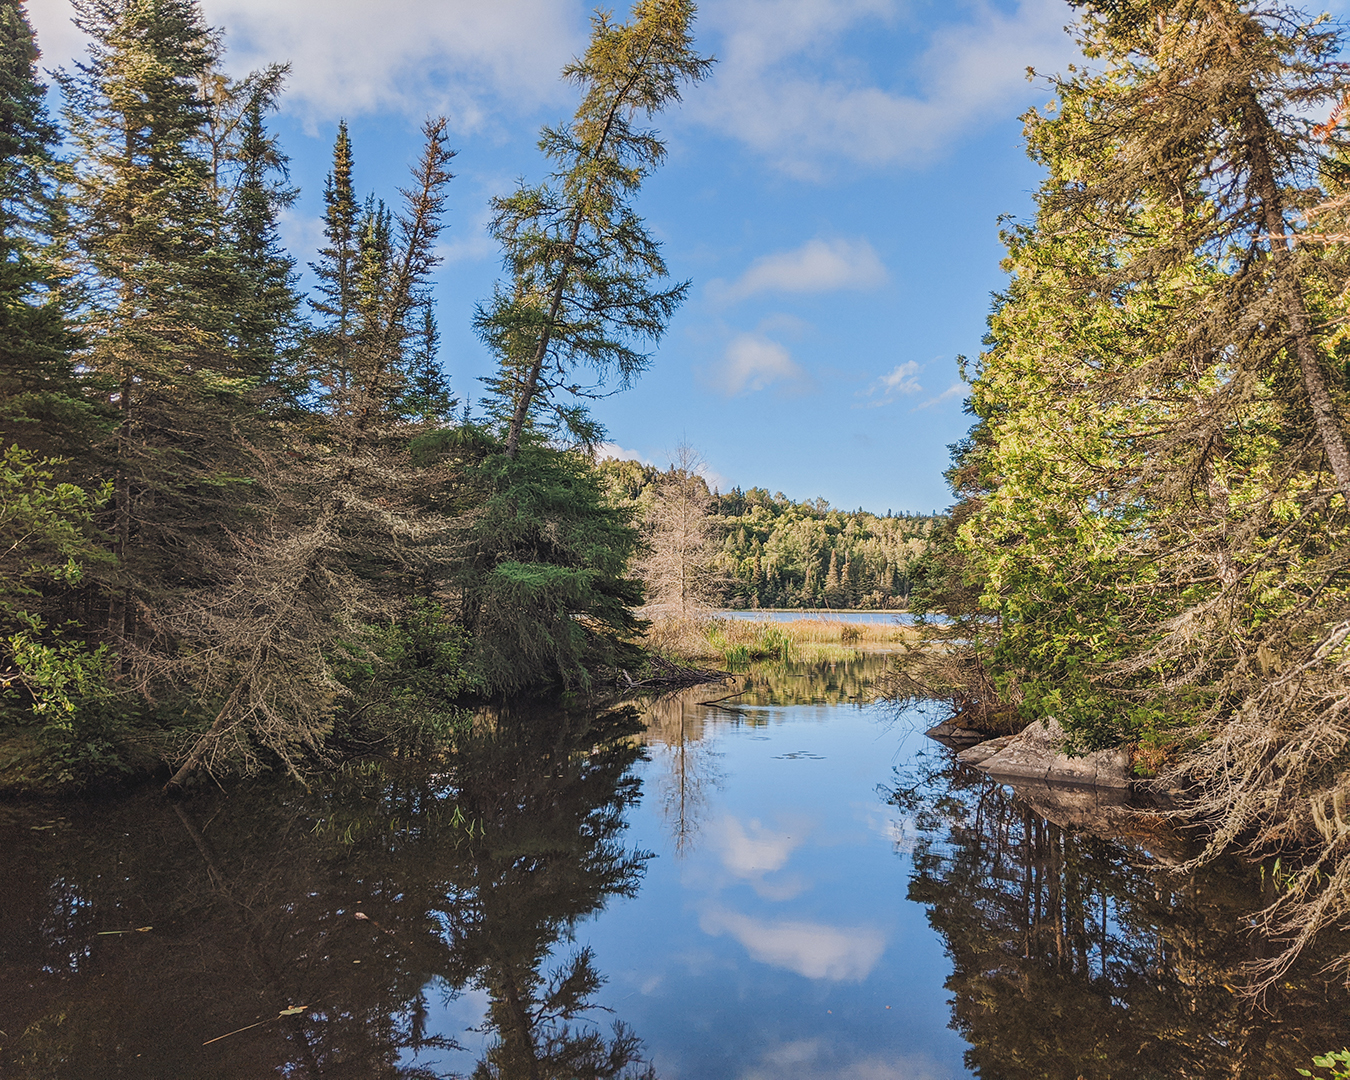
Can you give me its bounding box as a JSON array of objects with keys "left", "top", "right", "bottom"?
[
  {"left": 892, "top": 752, "right": 1350, "bottom": 1080},
  {"left": 0, "top": 707, "right": 654, "bottom": 1079},
  {"left": 637, "top": 653, "right": 892, "bottom": 854}
]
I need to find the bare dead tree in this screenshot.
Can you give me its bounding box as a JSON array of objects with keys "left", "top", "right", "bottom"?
[{"left": 635, "top": 442, "right": 722, "bottom": 622}]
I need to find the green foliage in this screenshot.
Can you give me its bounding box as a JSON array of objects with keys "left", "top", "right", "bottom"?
[
  {"left": 478, "top": 0, "right": 712, "bottom": 456},
  {"left": 598, "top": 457, "right": 934, "bottom": 609},
  {"left": 1300, "top": 1050, "right": 1350, "bottom": 1079},
  {"left": 0, "top": 445, "right": 110, "bottom": 704},
  {"left": 446, "top": 442, "right": 644, "bottom": 695},
  {"left": 0, "top": 0, "right": 711, "bottom": 792},
  {"left": 931, "top": 0, "right": 1350, "bottom": 753},
  {"left": 0, "top": 0, "right": 92, "bottom": 460},
  {"left": 228, "top": 76, "right": 303, "bottom": 391},
  {"left": 0, "top": 444, "right": 137, "bottom": 788},
  {"left": 711, "top": 490, "right": 932, "bottom": 611},
  {"left": 329, "top": 599, "right": 474, "bottom": 756}
]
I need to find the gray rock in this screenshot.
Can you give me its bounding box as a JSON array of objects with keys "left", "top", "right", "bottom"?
[
  {"left": 924, "top": 721, "right": 985, "bottom": 745},
  {"left": 956, "top": 735, "right": 1016, "bottom": 765},
  {"left": 974, "top": 718, "right": 1132, "bottom": 789}
]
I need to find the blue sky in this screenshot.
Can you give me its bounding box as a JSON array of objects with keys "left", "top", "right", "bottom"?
[{"left": 30, "top": 0, "right": 1103, "bottom": 511}]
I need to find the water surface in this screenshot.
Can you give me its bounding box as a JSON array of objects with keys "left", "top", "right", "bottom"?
[
  {"left": 2, "top": 655, "right": 1348, "bottom": 1078},
  {"left": 713, "top": 609, "right": 913, "bottom": 625}
]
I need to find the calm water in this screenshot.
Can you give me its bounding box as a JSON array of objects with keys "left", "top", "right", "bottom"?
[
  {"left": 2, "top": 656, "right": 1348, "bottom": 1078},
  {"left": 714, "top": 609, "right": 913, "bottom": 624}
]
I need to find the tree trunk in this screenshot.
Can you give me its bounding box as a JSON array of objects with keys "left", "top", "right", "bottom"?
[
  {"left": 1241, "top": 97, "right": 1350, "bottom": 500},
  {"left": 163, "top": 676, "right": 248, "bottom": 793}
]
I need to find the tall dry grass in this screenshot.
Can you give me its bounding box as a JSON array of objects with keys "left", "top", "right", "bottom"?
[{"left": 642, "top": 614, "right": 915, "bottom": 667}]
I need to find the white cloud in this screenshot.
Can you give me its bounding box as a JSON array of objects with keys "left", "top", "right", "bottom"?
[
  {"left": 712, "top": 238, "right": 886, "bottom": 304},
  {"left": 28, "top": 0, "right": 587, "bottom": 127},
  {"left": 912, "top": 381, "right": 965, "bottom": 411},
  {"left": 861, "top": 361, "right": 922, "bottom": 407},
  {"left": 693, "top": 0, "right": 1076, "bottom": 176},
  {"left": 700, "top": 907, "right": 886, "bottom": 981},
  {"left": 715, "top": 333, "right": 807, "bottom": 396},
  {"left": 597, "top": 443, "right": 652, "bottom": 465}
]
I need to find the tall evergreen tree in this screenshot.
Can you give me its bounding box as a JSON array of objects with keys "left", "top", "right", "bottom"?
[
  {"left": 398, "top": 299, "right": 455, "bottom": 423},
  {"left": 477, "top": 0, "right": 712, "bottom": 456},
  {"left": 0, "top": 0, "right": 86, "bottom": 459},
  {"left": 162, "top": 118, "right": 457, "bottom": 790},
  {"left": 229, "top": 83, "right": 301, "bottom": 392},
  {"left": 57, "top": 0, "right": 258, "bottom": 650},
  {"left": 309, "top": 121, "right": 358, "bottom": 410}
]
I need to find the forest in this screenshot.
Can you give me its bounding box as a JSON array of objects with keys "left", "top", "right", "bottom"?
[
  {"left": 906, "top": 0, "right": 1350, "bottom": 989},
  {"left": 599, "top": 454, "right": 935, "bottom": 610},
  {"left": 0, "top": 0, "right": 713, "bottom": 793},
  {"left": 10, "top": 0, "right": 1350, "bottom": 999}
]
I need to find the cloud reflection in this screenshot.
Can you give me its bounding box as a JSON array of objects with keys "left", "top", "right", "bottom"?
[
  {"left": 740, "top": 1042, "right": 948, "bottom": 1080},
  {"left": 716, "top": 817, "right": 804, "bottom": 876},
  {"left": 700, "top": 907, "right": 886, "bottom": 981}
]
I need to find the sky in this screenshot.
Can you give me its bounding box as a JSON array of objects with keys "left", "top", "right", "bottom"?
[{"left": 27, "top": 0, "right": 1117, "bottom": 512}]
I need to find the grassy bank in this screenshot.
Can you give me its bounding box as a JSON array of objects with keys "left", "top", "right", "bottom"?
[{"left": 643, "top": 614, "right": 915, "bottom": 669}]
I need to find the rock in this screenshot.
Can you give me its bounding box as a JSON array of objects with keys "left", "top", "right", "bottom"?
[
  {"left": 924, "top": 721, "right": 985, "bottom": 746},
  {"left": 955, "top": 735, "right": 1016, "bottom": 765},
  {"left": 973, "top": 718, "right": 1131, "bottom": 789}
]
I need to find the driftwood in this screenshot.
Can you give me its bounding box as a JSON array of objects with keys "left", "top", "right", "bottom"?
[{"left": 620, "top": 654, "right": 732, "bottom": 689}]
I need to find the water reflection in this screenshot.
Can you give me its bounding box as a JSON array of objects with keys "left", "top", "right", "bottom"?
[
  {"left": 635, "top": 656, "right": 890, "bottom": 858},
  {"left": 10, "top": 662, "right": 1348, "bottom": 1080},
  {"left": 892, "top": 752, "right": 1350, "bottom": 1080},
  {"left": 0, "top": 707, "right": 654, "bottom": 1080}
]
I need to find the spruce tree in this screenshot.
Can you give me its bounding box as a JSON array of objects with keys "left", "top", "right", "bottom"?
[
  {"left": 477, "top": 0, "right": 712, "bottom": 456},
  {"left": 163, "top": 118, "right": 457, "bottom": 789},
  {"left": 0, "top": 0, "right": 87, "bottom": 459},
  {"left": 57, "top": 0, "right": 258, "bottom": 648},
  {"left": 398, "top": 299, "right": 455, "bottom": 423},
  {"left": 229, "top": 86, "right": 301, "bottom": 393},
  {"left": 309, "top": 121, "right": 359, "bottom": 409}
]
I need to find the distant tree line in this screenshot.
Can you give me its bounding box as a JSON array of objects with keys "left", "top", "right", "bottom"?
[
  {"left": 600, "top": 456, "right": 936, "bottom": 610},
  {"left": 0, "top": 0, "right": 710, "bottom": 791}
]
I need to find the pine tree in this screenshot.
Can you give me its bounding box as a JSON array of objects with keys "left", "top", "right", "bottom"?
[
  {"left": 309, "top": 121, "right": 359, "bottom": 409},
  {"left": 0, "top": 0, "right": 87, "bottom": 459},
  {"left": 229, "top": 84, "right": 301, "bottom": 392},
  {"left": 477, "top": 0, "right": 712, "bottom": 456}
]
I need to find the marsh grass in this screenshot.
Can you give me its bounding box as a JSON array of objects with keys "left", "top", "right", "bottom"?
[{"left": 643, "top": 615, "right": 915, "bottom": 667}]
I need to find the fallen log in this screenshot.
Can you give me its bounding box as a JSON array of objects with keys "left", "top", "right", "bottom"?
[{"left": 620, "top": 653, "right": 733, "bottom": 689}]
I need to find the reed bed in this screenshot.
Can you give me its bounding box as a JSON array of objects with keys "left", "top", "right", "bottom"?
[{"left": 642, "top": 614, "right": 915, "bottom": 667}]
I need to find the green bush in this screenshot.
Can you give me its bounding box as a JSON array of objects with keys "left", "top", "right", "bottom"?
[{"left": 1299, "top": 1050, "right": 1350, "bottom": 1079}]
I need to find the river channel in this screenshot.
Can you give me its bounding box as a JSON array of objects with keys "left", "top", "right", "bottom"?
[{"left": 2, "top": 654, "right": 1349, "bottom": 1078}]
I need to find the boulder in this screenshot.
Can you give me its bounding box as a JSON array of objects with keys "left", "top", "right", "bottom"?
[
  {"left": 924, "top": 721, "right": 985, "bottom": 746},
  {"left": 956, "top": 735, "right": 1016, "bottom": 765},
  {"left": 973, "top": 718, "right": 1131, "bottom": 789}
]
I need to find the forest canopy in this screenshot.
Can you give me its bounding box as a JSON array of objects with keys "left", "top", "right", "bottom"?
[
  {"left": 0, "top": 0, "right": 710, "bottom": 793},
  {"left": 914, "top": 0, "right": 1350, "bottom": 987},
  {"left": 599, "top": 455, "right": 934, "bottom": 611}
]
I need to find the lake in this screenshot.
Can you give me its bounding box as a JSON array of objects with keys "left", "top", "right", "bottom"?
[
  {"left": 2, "top": 654, "right": 1347, "bottom": 1078},
  {"left": 713, "top": 609, "right": 915, "bottom": 625}
]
